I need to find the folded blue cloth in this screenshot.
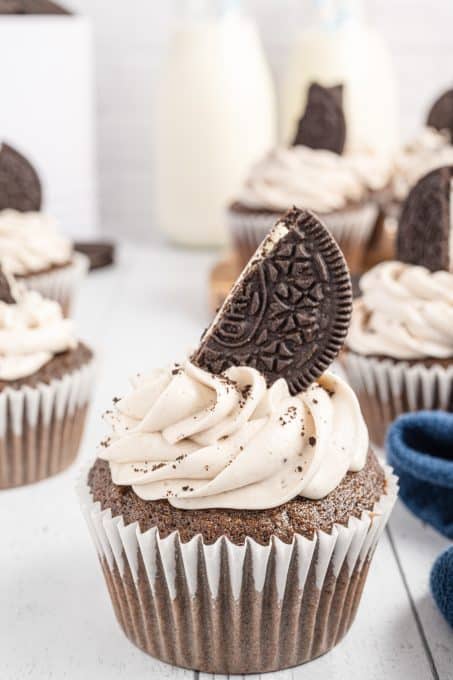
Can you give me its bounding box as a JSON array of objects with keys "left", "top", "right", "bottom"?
[
  {"left": 386, "top": 411, "right": 453, "bottom": 539},
  {"left": 387, "top": 412, "right": 453, "bottom": 628},
  {"left": 431, "top": 547, "right": 453, "bottom": 628}
]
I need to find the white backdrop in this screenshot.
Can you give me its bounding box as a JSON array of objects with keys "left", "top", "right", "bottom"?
[
  {"left": 67, "top": 0, "right": 453, "bottom": 243},
  {"left": 0, "top": 15, "right": 97, "bottom": 238}
]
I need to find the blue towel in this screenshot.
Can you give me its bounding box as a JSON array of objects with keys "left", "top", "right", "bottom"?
[
  {"left": 387, "top": 411, "right": 453, "bottom": 629},
  {"left": 386, "top": 411, "right": 453, "bottom": 539},
  {"left": 431, "top": 547, "right": 453, "bottom": 628}
]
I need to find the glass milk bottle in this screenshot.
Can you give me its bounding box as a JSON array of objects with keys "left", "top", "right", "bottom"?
[
  {"left": 153, "top": 0, "right": 276, "bottom": 247},
  {"left": 281, "top": 0, "right": 399, "bottom": 158}
]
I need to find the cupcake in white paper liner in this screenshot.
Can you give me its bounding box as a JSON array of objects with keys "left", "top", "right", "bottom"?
[
  {"left": 225, "top": 106, "right": 391, "bottom": 274},
  {"left": 228, "top": 202, "right": 379, "bottom": 274},
  {"left": 0, "top": 209, "right": 88, "bottom": 317},
  {"left": 20, "top": 252, "right": 89, "bottom": 317},
  {"left": 0, "top": 268, "right": 94, "bottom": 489},
  {"left": 79, "top": 359, "right": 395, "bottom": 674},
  {"left": 78, "top": 465, "right": 397, "bottom": 674},
  {"left": 78, "top": 209, "right": 396, "bottom": 673},
  {"left": 342, "top": 352, "right": 453, "bottom": 448},
  {"left": 1, "top": 361, "right": 94, "bottom": 488},
  {"left": 343, "top": 258, "right": 453, "bottom": 447}
]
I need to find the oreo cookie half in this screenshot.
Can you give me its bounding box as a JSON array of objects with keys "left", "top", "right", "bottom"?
[
  {"left": 0, "top": 1, "right": 70, "bottom": 13},
  {"left": 0, "top": 143, "right": 42, "bottom": 212},
  {"left": 0, "top": 268, "right": 15, "bottom": 304},
  {"left": 427, "top": 89, "right": 453, "bottom": 140},
  {"left": 397, "top": 166, "right": 453, "bottom": 272},
  {"left": 293, "top": 83, "right": 346, "bottom": 155},
  {"left": 192, "top": 208, "right": 352, "bottom": 394},
  {"left": 74, "top": 241, "right": 115, "bottom": 271}
]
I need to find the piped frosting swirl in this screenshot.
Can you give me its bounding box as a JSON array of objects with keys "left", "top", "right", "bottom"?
[
  {"left": 347, "top": 261, "right": 453, "bottom": 359},
  {"left": 235, "top": 146, "right": 392, "bottom": 214},
  {"left": 0, "top": 209, "right": 72, "bottom": 275},
  {"left": 0, "top": 280, "right": 77, "bottom": 380},
  {"left": 99, "top": 361, "right": 368, "bottom": 510},
  {"left": 392, "top": 127, "right": 453, "bottom": 202}
]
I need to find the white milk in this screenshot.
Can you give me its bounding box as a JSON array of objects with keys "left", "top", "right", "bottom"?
[
  {"left": 281, "top": 0, "right": 399, "bottom": 158},
  {"left": 154, "top": 0, "right": 276, "bottom": 247}
]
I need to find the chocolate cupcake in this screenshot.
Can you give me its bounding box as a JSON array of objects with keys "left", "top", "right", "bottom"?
[
  {"left": 228, "top": 83, "right": 392, "bottom": 275},
  {"left": 383, "top": 89, "right": 453, "bottom": 243},
  {"left": 368, "top": 127, "right": 453, "bottom": 272},
  {"left": 0, "top": 209, "right": 88, "bottom": 317},
  {"left": 0, "top": 270, "right": 94, "bottom": 489},
  {"left": 342, "top": 166, "right": 453, "bottom": 447},
  {"left": 390, "top": 127, "right": 453, "bottom": 215},
  {"left": 0, "top": 144, "right": 88, "bottom": 315},
  {"left": 79, "top": 209, "right": 397, "bottom": 674}
]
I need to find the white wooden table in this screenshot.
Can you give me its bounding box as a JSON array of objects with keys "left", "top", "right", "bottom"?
[{"left": 2, "top": 243, "right": 452, "bottom": 680}]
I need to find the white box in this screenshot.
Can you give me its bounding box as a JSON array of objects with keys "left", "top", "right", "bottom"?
[{"left": 0, "top": 14, "right": 98, "bottom": 238}]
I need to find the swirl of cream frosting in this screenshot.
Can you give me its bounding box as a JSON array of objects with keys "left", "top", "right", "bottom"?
[
  {"left": 347, "top": 261, "right": 453, "bottom": 359},
  {"left": 392, "top": 127, "right": 453, "bottom": 202},
  {"left": 235, "top": 146, "right": 392, "bottom": 214},
  {"left": 0, "top": 210, "right": 72, "bottom": 275},
  {"left": 99, "top": 361, "right": 368, "bottom": 510},
  {"left": 0, "top": 283, "right": 77, "bottom": 380}
]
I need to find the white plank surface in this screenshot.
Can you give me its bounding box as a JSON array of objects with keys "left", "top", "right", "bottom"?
[
  {"left": 388, "top": 503, "right": 453, "bottom": 679},
  {"left": 1, "top": 243, "right": 452, "bottom": 679}
]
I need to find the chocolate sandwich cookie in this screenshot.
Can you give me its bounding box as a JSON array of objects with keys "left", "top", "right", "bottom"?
[
  {"left": 0, "top": 0, "right": 70, "bottom": 13},
  {"left": 293, "top": 83, "right": 346, "bottom": 155},
  {"left": 397, "top": 166, "right": 453, "bottom": 272},
  {"left": 427, "top": 89, "right": 453, "bottom": 140},
  {"left": 74, "top": 241, "right": 115, "bottom": 271},
  {"left": 192, "top": 207, "right": 352, "bottom": 393},
  {"left": 0, "top": 143, "right": 41, "bottom": 212}
]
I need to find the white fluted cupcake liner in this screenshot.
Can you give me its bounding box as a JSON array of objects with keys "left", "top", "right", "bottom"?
[
  {"left": 0, "top": 359, "right": 95, "bottom": 489},
  {"left": 342, "top": 352, "right": 453, "bottom": 448},
  {"left": 227, "top": 203, "right": 379, "bottom": 274},
  {"left": 78, "top": 465, "right": 397, "bottom": 674},
  {"left": 20, "top": 252, "right": 89, "bottom": 317}
]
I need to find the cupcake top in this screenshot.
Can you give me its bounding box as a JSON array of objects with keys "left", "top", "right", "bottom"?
[
  {"left": 0, "top": 274, "right": 76, "bottom": 380},
  {"left": 99, "top": 209, "right": 371, "bottom": 511},
  {"left": 391, "top": 127, "right": 453, "bottom": 203},
  {"left": 99, "top": 361, "right": 368, "bottom": 510},
  {"left": 0, "top": 209, "right": 72, "bottom": 275},
  {"left": 347, "top": 261, "right": 453, "bottom": 360},
  {"left": 235, "top": 146, "right": 392, "bottom": 214}
]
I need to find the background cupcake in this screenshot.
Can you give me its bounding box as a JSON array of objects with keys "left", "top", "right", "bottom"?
[
  {"left": 0, "top": 209, "right": 88, "bottom": 316},
  {"left": 342, "top": 166, "right": 453, "bottom": 447},
  {"left": 228, "top": 83, "right": 392, "bottom": 274},
  {"left": 0, "top": 269, "right": 94, "bottom": 489},
  {"left": 0, "top": 142, "right": 88, "bottom": 316},
  {"left": 390, "top": 127, "right": 453, "bottom": 216},
  {"left": 79, "top": 209, "right": 397, "bottom": 674},
  {"left": 373, "top": 89, "right": 453, "bottom": 267}
]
